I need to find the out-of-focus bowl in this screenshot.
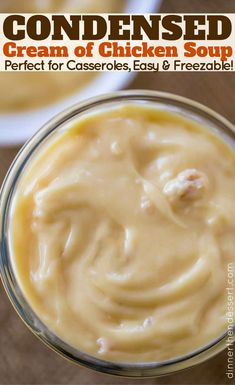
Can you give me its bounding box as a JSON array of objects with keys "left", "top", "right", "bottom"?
[{"left": 0, "top": 0, "right": 161, "bottom": 146}]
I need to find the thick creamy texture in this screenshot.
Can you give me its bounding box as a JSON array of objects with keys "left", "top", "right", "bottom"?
[
  {"left": 0, "top": 0, "right": 124, "bottom": 112},
  {"left": 11, "top": 105, "right": 235, "bottom": 362}
]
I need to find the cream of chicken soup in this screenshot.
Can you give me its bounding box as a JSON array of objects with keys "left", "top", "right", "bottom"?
[{"left": 10, "top": 104, "right": 235, "bottom": 362}]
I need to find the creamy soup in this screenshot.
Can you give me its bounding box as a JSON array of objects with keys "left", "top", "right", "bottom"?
[
  {"left": 10, "top": 105, "right": 235, "bottom": 362},
  {"left": 0, "top": 0, "right": 124, "bottom": 112}
]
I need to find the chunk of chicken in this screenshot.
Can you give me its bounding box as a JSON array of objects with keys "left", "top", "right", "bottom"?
[{"left": 163, "top": 169, "right": 208, "bottom": 202}]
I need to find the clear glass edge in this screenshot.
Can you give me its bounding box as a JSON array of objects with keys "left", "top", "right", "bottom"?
[{"left": 0, "top": 90, "right": 234, "bottom": 378}]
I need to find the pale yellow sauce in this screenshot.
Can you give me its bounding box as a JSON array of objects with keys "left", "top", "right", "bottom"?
[
  {"left": 11, "top": 105, "right": 235, "bottom": 362},
  {"left": 0, "top": 0, "right": 124, "bottom": 112}
]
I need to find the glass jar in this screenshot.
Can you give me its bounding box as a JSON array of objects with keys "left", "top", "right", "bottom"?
[{"left": 0, "top": 90, "right": 234, "bottom": 377}]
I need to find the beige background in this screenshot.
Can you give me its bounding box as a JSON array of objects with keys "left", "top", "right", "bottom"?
[{"left": 0, "top": 0, "right": 234, "bottom": 384}]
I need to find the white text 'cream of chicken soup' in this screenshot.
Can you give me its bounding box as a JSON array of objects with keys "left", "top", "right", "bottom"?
[{"left": 10, "top": 105, "right": 235, "bottom": 362}]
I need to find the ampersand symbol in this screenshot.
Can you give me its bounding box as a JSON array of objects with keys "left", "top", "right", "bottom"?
[{"left": 163, "top": 60, "right": 170, "bottom": 70}]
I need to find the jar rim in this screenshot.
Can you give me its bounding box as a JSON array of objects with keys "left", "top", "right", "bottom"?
[{"left": 0, "top": 90, "right": 234, "bottom": 377}]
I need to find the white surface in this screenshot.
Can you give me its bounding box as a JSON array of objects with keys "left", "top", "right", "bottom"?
[{"left": 0, "top": 0, "right": 161, "bottom": 145}]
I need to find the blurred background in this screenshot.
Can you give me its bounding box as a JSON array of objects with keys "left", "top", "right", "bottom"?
[{"left": 0, "top": 0, "right": 234, "bottom": 384}]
